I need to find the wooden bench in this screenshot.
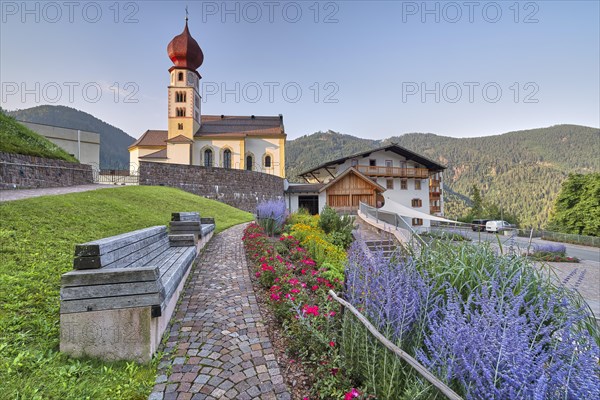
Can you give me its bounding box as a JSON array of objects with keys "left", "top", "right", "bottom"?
[
  {"left": 59, "top": 215, "right": 215, "bottom": 363},
  {"left": 169, "top": 212, "right": 216, "bottom": 250}
]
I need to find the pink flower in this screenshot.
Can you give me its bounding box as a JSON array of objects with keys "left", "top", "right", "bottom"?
[
  {"left": 270, "top": 293, "right": 281, "bottom": 301},
  {"left": 291, "top": 288, "right": 300, "bottom": 294},
  {"left": 288, "top": 278, "right": 299, "bottom": 286},
  {"left": 329, "top": 311, "right": 336, "bottom": 317},
  {"left": 303, "top": 305, "right": 319, "bottom": 316},
  {"left": 344, "top": 388, "right": 360, "bottom": 400},
  {"left": 311, "top": 285, "right": 319, "bottom": 291},
  {"left": 255, "top": 272, "right": 261, "bottom": 277},
  {"left": 329, "top": 341, "right": 335, "bottom": 347}
]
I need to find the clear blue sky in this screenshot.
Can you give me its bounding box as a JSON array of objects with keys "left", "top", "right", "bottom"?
[{"left": 1, "top": 1, "right": 598, "bottom": 140}]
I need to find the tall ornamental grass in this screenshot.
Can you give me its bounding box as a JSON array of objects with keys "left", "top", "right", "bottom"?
[{"left": 341, "top": 240, "right": 600, "bottom": 399}]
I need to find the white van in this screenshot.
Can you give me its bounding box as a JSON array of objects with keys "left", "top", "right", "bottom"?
[{"left": 485, "top": 220, "right": 514, "bottom": 233}]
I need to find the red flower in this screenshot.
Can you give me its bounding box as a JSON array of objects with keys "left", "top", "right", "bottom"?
[
  {"left": 329, "top": 341, "right": 335, "bottom": 347},
  {"left": 344, "top": 388, "right": 360, "bottom": 400},
  {"left": 311, "top": 285, "right": 319, "bottom": 291},
  {"left": 303, "top": 305, "right": 320, "bottom": 316}
]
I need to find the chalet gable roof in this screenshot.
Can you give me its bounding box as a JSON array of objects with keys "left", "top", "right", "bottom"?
[
  {"left": 299, "top": 144, "right": 446, "bottom": 178},
  {"left": 319, "top": 167, "right": 386, "bottom": 193}
]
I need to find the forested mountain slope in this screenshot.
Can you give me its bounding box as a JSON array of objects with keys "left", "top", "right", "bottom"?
[{"left": 287, "top": 125, "right": 600, "bottom": 228}]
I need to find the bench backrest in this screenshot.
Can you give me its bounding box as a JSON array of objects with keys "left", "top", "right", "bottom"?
[
  {"left": 171, "top": 212, "right": 201, "bottom": 222},
  {"left": 73, "top": 226, "right": 169, "bottom": 270}
]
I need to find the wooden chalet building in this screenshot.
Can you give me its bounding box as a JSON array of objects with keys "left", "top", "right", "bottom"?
[{"left": 285, "top": 144, "right": 445, "bottom": 227}]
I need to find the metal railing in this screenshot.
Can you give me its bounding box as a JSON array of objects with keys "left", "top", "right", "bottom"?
[
  {"left": 516, "top": 229, "right": 600, "bottom": 248},
  {"left": 359, "top": 202, "right": 426, "bottom": 247}
]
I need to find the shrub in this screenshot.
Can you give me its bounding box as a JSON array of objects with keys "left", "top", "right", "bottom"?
[
  {"left": 256, "top": 198, "right": 287, "bottom": 236},
  {"left": 318, "top": 206, "right": 354, "bottom": 249}
]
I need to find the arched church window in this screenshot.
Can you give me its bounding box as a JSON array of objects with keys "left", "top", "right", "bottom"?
[
  {"left": 176, "top": 108, "right": 186, "bottom": 117},
  {"left": 175, "top": 92, "right": 186, "bottom": 102},
  {"left": 178, "top": 72, "right": 184, "bottom": 81},
  {"left": 264, "top": 155, "right": 272, "bottom": 168},
  {"left": 178, "top": 123, "right": 183, "bottom": 130},
  {"left": 204, "top": 149, "right": 213, "bottom": 167},
  {"left": 223, "top": 149, "right": 232, "bottom": 169},
  {"left": 246, "top": 155, "right": 253, "bottom": 171}
]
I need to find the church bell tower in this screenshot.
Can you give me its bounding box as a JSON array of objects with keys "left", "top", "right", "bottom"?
[{"left": 166, "top": 15, "right": 203, "bottom": 141}]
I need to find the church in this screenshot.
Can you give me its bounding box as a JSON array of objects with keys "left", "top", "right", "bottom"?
[{"left": 129, "top": 18, "right": 286, "bottom": 177}]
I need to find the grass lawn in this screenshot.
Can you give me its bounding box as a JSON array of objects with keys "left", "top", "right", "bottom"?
[
  {"left": 0, "top": 113, "right": 78, "bottom": 162},
  {"left": 0, "top": 186, "right": 253, "bottom": 399}
]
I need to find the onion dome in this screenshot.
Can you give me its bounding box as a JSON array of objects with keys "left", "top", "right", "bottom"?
[{"left": 167, "top": 20, "right": 204, "bottom": 70}]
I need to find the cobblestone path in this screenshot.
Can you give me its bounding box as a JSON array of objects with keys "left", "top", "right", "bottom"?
[{"left": 149, "top": 223, "right": 290, "bottom": 400}]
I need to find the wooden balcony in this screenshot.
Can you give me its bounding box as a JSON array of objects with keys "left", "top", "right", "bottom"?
[
  {"left": 430, "top": 206, "right": 441, "bottom": 213},
  {"left": 429, "top": 192, "right": 441, "bottom": 200},
  {"left": 356, "top": 165, "right": 430, "bottom": 178}
]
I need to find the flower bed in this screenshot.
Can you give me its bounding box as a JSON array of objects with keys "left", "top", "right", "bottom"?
[
  {"left": 242, "top": 223, "right": 362, "bottom": 399},
  {"left": 527, "top": 243, "right": 579, "bottom": 262}
]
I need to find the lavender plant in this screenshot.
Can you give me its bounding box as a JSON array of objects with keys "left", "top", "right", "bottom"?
[
  {"left": 256, "top": 199, "right": 287, "bottom": 236},
  {"left": 533, "top": 243, "right": 567, "bottom": 255},
  {"left": 416, "top": 267, "right": 600, "bottom": 399},
  {"left": 343, "top": 242, "right": 436, "bottom": 398}
]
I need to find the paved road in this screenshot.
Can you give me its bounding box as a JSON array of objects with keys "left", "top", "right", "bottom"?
[
  {"left": 455, "top": 229, "right": 600, "bottom": 262},
  {"left": 0, "top": 184, "right": 122, "bottom": 202}
]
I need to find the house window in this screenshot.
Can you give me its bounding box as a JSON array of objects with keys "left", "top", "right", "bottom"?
[
  {"left": 175, "top": 92, "right": 186, "bottom": 102},
  {"left": 178, "top": 123, "right": 183, "bottom": 130},
  {"left": 246, "top": 155, "right": 253, "bottom": 171},
  {"left": 386, "top": 179, "right": 394, "bottom": 189},
  {"left": 204, "top": 149, "right": 213, "bottom": 167},
  {"left": 385, "top": 160, "right": 393, "bottom": 167},
  {"left": 411, "top": 198, "right": 422, "bottom": 207},
  {"left": 176, "top": 108, "right": 186, "bottom": 117},
  {"left": 415, "top": 180, "right": 422, "bottom": 190},
  {"left": 401, "top": 179, "right": 407, "bottom": 190},
  {"left": 223, "top": 149, "right": 232, "bottom": 169},
  {"left": 178, "top": 72, "right": 184, "bottom": 81},
  {"left": 264, "top": 155, "right": 272, "bottom": 168},
  {"left": 412, "top": 218, "right": 423, "bottom": 226},
  {"left": 369, "top": 159, "right": 376, "bottom": 167}
]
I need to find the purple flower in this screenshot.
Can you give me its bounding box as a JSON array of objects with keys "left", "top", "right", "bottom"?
[
  {"left": 256, "top": 199, "right": 287, "bottom": 236},
  {"left": 533, "top": 243, "right": 567, "bottom": 255}
]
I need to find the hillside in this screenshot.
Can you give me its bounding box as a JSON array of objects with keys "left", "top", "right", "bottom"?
[
  {"left": 8, "top": 105, "right": 135, "bottom": 169},
  {"left": 0, "top": 112, "right": 77, "bottom": 162},
  {"left": 0, "top": 186, "right": 252, "bottom": 399},
  {"left": 286, "top": 125, "right": 600, "bottom": 228}
]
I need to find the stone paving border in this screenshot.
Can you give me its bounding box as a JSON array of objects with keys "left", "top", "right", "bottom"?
[
  {"left": 149, "top": 223, "right": 290, "bottom": 400},
  {"left": 0, "top": 184, "right": 122, "bottom": 202}
]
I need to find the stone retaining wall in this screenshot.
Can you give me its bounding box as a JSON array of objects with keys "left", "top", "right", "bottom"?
[
  {"left": 0, "top": 152, "right": 93, "bottom": 190},
  {"left": 139, "top": 161, "right": 284, "bottom": 213}
]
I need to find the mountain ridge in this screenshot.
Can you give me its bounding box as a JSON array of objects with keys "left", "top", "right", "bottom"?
[{"left": 7, "top": 105, "right": 135, "bottom": 169}]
